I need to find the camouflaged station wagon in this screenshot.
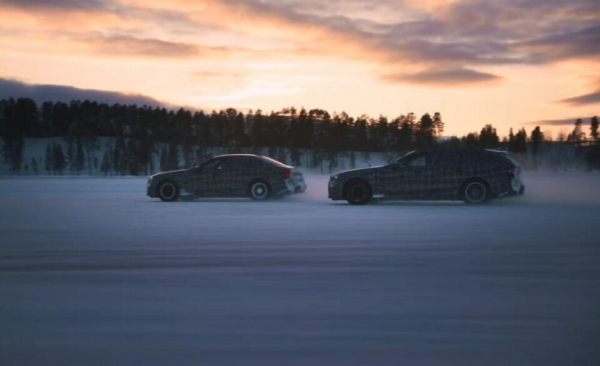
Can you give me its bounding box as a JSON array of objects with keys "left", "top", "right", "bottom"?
[{"left": 328, "top": 148, "right": 525, "bottom": 205}]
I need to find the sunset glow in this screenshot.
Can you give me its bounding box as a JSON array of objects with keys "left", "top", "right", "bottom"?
[{"left": 1, "top": 0, "right": 598, "bottom": 136}]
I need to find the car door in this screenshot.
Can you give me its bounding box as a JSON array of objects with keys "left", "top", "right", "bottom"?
[
  {"left": 190, "top": 158, "right": 222, "bottom": 196},
  {"left": 209, "top": 157, "right": 246, "bottom": 197},
  {"left": 397, "top": 152, "right": 434, "bottom": 199},
  {"left": 430, "top": 151, "right": 463, "bottom": 199}
]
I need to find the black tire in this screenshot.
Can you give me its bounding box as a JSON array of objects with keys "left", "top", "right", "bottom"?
[
  {"left": 248, "top": 180, "right": 271, "bottom": 200},
  {"left": 157, "top": 180, "right": 179, "bottom": 202},
  {"left": 461, "top": 179, "right": 490, "bottom": 205},
  {"left": 345, "top": 179, "right": 372, "bottom": 205}
]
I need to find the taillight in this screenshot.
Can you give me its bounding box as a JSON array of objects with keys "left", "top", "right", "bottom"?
[{"left": 282, "top": 170, "right": 292, "bottom": 178}]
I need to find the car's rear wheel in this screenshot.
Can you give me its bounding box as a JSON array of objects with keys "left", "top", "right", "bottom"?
[
  {"left": 345, "top": 179, "right": 372, "bottom": 205},
  {"left": 249, "top": 180, "right": 271, "bottom": 200},
  {"left": 462, "top": 179, "right": 490, "bottom": 205},
  {"left": 158, "top": 180, "right": 179, "bottom": 202}
]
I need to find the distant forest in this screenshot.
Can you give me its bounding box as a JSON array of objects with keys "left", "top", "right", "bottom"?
[{"left": 0, "top": 98, "right": 598, "bottom": 175}]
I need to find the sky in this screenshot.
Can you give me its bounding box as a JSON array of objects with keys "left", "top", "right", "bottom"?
[{"left": 0, "top": 0, "right": 599, "bottom": 137}]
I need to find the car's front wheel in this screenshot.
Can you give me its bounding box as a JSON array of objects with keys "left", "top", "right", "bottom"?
[
  {"left": 462, "top": 179, "right": 490, "bottom": 205},
  {"left": 345, "top": 179, "right": 372, "bottom": 205},
  {"left": 249, "top": 180, "right": 271, "bottom": 200},
  {"left": 158, "top": 180, "right": 180, "bottom": 202}
]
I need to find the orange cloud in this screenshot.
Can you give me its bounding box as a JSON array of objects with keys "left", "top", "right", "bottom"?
[
  {"left": 383, "top": 67, "right": 501, "bottom": 87},
  {"left": 82, "top": 34, "right": 201, "bottom": 58}
]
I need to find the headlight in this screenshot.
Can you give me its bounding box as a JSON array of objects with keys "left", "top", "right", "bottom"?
[{"left": 331, "top": 175, "right": 339, "bottom": 180}]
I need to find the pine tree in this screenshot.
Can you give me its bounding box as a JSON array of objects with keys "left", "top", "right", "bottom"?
[
  {"left": 233, "top": 112, "right": 246, "bottom": 147},
  {"left": 160, "top": 146, "right": 168, "bottom": 172},
  {"left": 530, "top": 126, "right": 544, "bottom": 155},
  {"left": 126, "top": 139, "right": 142, "bottom": 175},
  {"left": 530, "top": 126, "right": 544, "bottom": 169},
  {"left": 515, "top": 128, "right": 528, "bottom": 153},
  {"left": 113, "top": 137, "right": 127, "bottom": 175},
  {"left": 462, "top": 133, "right": 479, "bottom": 148},
  {"left": 2, "top": 137, "right": 24, "bottom": 173},
  {"left": 66, "top": 137, "right": 75, "bottom": 171},
  {"left": 166, "top": 141, "right": 179, "bottom": 170},
  {"left": 433, "top": 112, "right": 444, "bottom": 136},
  {"left": 44, "top": 143, "right": 54, "bottom": 174},
  {"left": 53, "top": 143, "right": 66, "bottom": 175},
  {"left": 72, "top": 138, "right": 86, "bottom": 174},
  {"left": 590, "top": 116, "right": 599, "bottom": 141},
  {"left": 251, "top": 109, "right": 265, "bottom": 148},
  {"left": 397, "top": 117, "right": 414, "bottom": 150},
  {"left": 567, "top": 119, "right": 585, "bottom": 143},
  {"left": 276, "top": 147, "right": 286, "bottom": 165},
  {"left": 31, "top": 157, "right": 38, "bottom": 174},
  {"left": 479, "top": 125, "right": 499, "bottom": 148},
  {"left": 508, "top": 128, "right": 517, "bottom": 153},
  {"left": 415, "top": 113, "right": 436, "bottom": 149},
  {"left": 100, "top": 148, "right": 113, "bottom": 176}
]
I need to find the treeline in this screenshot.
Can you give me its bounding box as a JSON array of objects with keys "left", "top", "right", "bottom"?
[{"left": 0, "top": 97, "right": 598, "bottom": 174}]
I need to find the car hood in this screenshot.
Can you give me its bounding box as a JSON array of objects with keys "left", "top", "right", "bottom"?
[
  {"left": 149, "top": 169, "right": 189, "bottom": 180},
  {"left": 333, "top": 166, "right": 383, "bottom": 178}
]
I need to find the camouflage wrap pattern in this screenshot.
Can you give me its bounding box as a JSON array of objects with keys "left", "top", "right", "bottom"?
[
  {"left": 148, "top": 155, "right": 306, "bottom": 199},
  {"left": 329, "top": 148, "right": 521, "bottom": 201}
]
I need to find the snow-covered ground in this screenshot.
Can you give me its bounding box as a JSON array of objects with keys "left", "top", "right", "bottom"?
[{"left": 1, "top": 172, "right": 599, "bottom": 366}]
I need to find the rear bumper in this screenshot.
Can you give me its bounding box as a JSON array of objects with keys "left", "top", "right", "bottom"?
[
  {"left": 278, "top": 176, "right": 307, "bottom": 196},
  {"left": 497, "top": 184, "right": 525, "bottom": 198}
]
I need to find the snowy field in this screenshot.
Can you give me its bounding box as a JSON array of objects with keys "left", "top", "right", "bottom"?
[{"left": 1, "top": 172, "right": 600, "bottom": 366}]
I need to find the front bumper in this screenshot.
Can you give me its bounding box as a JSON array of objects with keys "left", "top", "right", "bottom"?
[
  {"left": 147, "top": 179, "right": 156, "bottom": 197},
  {"left": 328, "top": 178, "right": 344, "bottom": 200}
]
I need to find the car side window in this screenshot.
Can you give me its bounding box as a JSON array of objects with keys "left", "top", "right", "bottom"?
[
  {"left": 434, "top": 152, "right": 461, "bottom": 166},
  {"left": 407, "top": 154, "right": 430, "bottom": 168},
  {"left": 216, "top": 158, "right": 233, "bottom": 170},
  {"left": 226, "top": 157, "right": 253, "bottom": 169}
]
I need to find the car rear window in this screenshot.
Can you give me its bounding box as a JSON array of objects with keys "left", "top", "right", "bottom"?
[
  {"left": 260, "top": 156, "right": 292, "bottom": 168},
  {"left": 504, "top": 155, "right": 521, "bottom": 167}
]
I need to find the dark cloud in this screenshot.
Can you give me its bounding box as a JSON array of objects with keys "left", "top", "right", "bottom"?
[
  {"left": 523, "top": 117, "right": 587, "bottom": 126},
  {"left": 84, "top": 35, "right": 200, "bottom": 57},
  {"left": 0, "top": 77, "right": 168, "bottom": 107},
  {"left": 219, "top": 0, "right": 600, "bottom": 81},
  {"left": 383, "top": 68, "right": 500, "bottom": 86},
  {"left": 520, "top": 25, "right": 600, "bottom": 62},
  {"left": 558, "top": 89, "right": 600, "bottom": 106},
  {"left": 4, "top": 0, "right": 600, "bottom": 86}
]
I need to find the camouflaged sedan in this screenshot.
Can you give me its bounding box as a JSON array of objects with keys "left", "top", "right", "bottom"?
[
  {"left": 328, "top": 148, "right": 525, "bottom": 205},
  {"left": 148, "top": 154, "right": 307, "bottom": 202}
]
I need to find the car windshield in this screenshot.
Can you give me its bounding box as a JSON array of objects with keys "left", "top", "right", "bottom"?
[
  {"left": 394, "top": 151, "right": 415, "bottom": 163},
  {"left": 198, "top": 158, "right": 221, "bottom": 169}
]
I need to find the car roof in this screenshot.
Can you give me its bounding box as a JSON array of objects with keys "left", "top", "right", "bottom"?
[
  {"left": 420, "top": 148, "right": 504, "bottom": 154},
  {"left": 212, "top": 154, "right": 259, "bottom": 159}
]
